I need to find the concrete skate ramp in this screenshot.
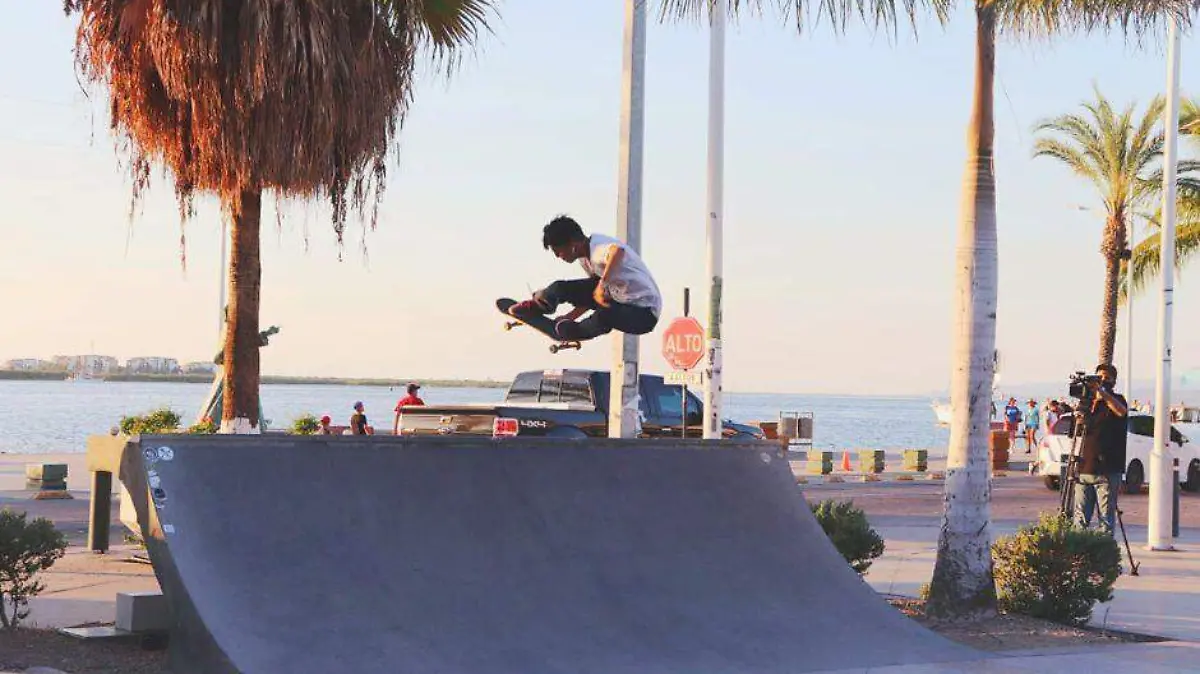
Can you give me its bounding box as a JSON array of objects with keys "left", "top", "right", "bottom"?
[{"left": 122, "top": 435, "right": 980, "bottom": 674}]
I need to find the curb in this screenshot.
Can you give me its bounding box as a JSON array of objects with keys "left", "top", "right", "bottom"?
[{"left": 795, "top": 471, "right": 946, "bottom": 486}]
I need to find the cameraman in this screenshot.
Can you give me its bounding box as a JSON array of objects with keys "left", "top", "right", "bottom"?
[{"left": 1074, "top": 363, "right": 1129, "bottom": 534}]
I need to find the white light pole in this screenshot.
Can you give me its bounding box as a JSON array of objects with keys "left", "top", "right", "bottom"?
[
  {"left": 1124, "top": 219, "right": 1135, "bottom": 406},
  {"left": 702, "top": 0, "right": 727, "bottom": 439},
  {"left": 609, "top": 0, "right": 647, "bottom": 439},
  {"left": 1148, "top": 16, "right": 1181, "bottom": 551}
]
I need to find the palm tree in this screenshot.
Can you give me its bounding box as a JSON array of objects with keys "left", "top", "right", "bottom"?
[
  {"left": 1032, "top": 90, "right": 1169, "bottom": 366},
  {"left": 66, "top": 0, "right": 495, "bottom": 433},
  {"left": 660, "top": 0, "right": 1192, "bottom": 620},
  {"left": 1127, "top": 99, "right": 1200, "bottom": 295}
]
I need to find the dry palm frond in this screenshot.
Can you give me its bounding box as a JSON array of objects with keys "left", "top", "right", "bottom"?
[
  {"left": 64, "top": 0, "right": 494, "bottom": 252},
  {"left": 657, "top": 0, "right": 953, "bottom": 39},
  {"left": 990, "top": 0, "right": 1192, "bottom": 43}
]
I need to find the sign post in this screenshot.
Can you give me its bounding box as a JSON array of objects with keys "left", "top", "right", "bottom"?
[{"left": 663, "top": 301, "right": 706, "bottom": 438}]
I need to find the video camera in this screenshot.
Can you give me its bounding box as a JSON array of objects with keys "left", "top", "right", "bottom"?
[{"left": 1068, "top": 371, "right": 1102, "bottom": 400}]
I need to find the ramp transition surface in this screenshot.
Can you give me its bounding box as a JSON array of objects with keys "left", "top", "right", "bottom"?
[{"left": 122, "top": 435, "right": 981, "bottom": 674}]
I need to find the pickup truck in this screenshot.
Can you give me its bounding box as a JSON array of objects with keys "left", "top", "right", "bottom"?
[{"left": 397, "top": 369, "right": 766, "bottom": 440}]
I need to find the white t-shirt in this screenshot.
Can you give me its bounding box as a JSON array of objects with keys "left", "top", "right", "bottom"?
[{"left": 580, "top": 234, "right": 662, "bottom": 316}]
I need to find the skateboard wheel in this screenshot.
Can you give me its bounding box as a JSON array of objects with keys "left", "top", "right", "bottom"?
[{"left": 550, "top": 345, "right": 560, "bottom": 354}]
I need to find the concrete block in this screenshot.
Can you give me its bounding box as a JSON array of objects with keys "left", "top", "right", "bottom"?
[
  {"left": 901, "top": 450, "right": 928, "bottom": 472},
  {"left": 116, "top": 591, "right": 170, "bottom": 633},
  {"left": 805, "top": 451, "right": 832, "bottom": 475},
  {"left": 857, "top": 450, "right": 885, "bottom": 474},
  {"left": 25, "top": 464, "right": 67, "bottom": 482}
]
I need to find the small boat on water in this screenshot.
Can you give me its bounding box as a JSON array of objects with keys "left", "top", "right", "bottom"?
[{"left": 931, "top": 401, "right": 952, "bottom": 426}]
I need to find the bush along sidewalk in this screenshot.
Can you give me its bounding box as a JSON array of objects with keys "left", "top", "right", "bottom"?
[
  {"left": 291, "top": 413, "right": 320, "bottom": 435},
  {"left": 992, "top": 512, "right": 1121, "bottom": 626},
  {"left": 810, "top": 499, "right": 886, "bottom": 575},
  {"left": 119, "top": 407, "right": 218, "bottom": 434},
  {"left": 0, "top": 509, "right": 68, "bottom": 629}
]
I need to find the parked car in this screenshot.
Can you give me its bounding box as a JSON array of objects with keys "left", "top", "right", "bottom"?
[
  {"left": 1035, "top": 413, "right": 1197, "bottom": 492},
  {"left": 397, "top": 368, "right": 765, "bottom": 440}
]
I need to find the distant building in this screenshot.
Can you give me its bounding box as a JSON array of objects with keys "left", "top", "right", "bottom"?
[
  {"left": 126, "top": 356, "right": 181, "bottom": 375},
  {"left": 51, "top": 355, "right": 120, "bottom": 375},
  {"left": 4, "top": 358, "right": 53, "bottom": 371},
  {"left": 184, "top": 361, "right": 217, "bottom": 375}
]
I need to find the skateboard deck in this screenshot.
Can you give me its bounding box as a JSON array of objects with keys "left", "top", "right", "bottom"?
[{"left": 496, "top": 298, "right": 582, "bottom": 354}]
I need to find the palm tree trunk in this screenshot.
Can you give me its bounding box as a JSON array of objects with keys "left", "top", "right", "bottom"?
[
  {"left": 1098, "top": 215, "right": 1126, "bottom": 366},
  {"left": 925, "top": 1, "right": 997, "bottom": 619},
  {"left": 220, "top": 189, "right": 263, "bottom": 434}
]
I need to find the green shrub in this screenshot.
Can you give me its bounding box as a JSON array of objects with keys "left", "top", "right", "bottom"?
[
  {"left": 810, "top": 499, "right": 886, "bottom": 574},
  {"left": 186, "top": 417, "right": 217, "bottom": 434},
  {"left": 119, "top": 407, "right": 181, "bottom": 435},
  {"left": 0, "top": 509, "right": 68, "bottom": 629},
  {"left": 291, "top": 413, "right": 319, "bottom": 435},
  {"left": 993, "top": 512, "right": 1121, "bottom": 626}
]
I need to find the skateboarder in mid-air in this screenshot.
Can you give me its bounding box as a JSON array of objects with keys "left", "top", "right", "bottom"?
[{"left": 508, "top": 215, "right": 663, "bottom": 342}]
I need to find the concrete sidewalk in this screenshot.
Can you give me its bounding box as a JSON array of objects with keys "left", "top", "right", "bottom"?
[
  {"left": 26, "top": 545, "right": 158, "bottom": 630},
  {"left": 812, "top": 641, "right": 1200, "bottom": 673}
]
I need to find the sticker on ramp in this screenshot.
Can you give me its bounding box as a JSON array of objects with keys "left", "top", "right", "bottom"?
[
  {"left": 148, "top": 474, "right": 161, "bottom": 489},
  {"left": 157, "top": 446, "right": 175, "bottom": 461},
  {"left": 152, "top": 487, "right": 168, "bottom": 508},
  {"left": 162, "top": 524, "right": 175, "bottom": 535},
  {"left": 142, "top": 448, "right": 159, "bottom": 465},
  {"left": 760, "top": 452, "right": 773, "bottom": 464}
]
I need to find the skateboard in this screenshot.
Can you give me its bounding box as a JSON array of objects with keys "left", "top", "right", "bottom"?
[{"left": 496, "top": 298, "right": 583, "bottom": 354}]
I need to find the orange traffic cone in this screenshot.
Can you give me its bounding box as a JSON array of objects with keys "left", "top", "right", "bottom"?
[{"left": 841, "top": 451, "right": 852, "bottom": 472}]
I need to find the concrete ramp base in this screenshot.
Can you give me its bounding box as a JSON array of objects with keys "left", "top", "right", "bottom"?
[{"left": 121, "top": 436, "right": 981, "bottom": 674}]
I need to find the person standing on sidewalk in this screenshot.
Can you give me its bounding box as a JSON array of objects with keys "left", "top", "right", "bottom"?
[
  {"left": 392, "top": 383, "right": 426, "bottom": 435},
  {"left": 1023, "top": 399, "right": 1040, "bottom": 454},
  {"left": 1074, "top": 364, "right": 1128, "bottom": 533}
]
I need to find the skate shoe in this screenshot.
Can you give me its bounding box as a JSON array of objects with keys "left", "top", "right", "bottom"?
[{"left": 508, "top": 297, "right": 551, "bottom": 318}]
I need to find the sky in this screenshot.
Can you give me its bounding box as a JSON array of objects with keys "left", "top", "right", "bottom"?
[{"left": 2, "top": 2, "right": 1200, "bottom": 397}]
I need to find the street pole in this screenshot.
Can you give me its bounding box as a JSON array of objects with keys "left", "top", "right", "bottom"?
[
  {"left": 609, "top": 0, "right": 647, "bottom": 439},
  {"left": 1124, "top": 219, "right": 1134, "bottom": 406},
  {"left": 702, "top": 0, "right": 726, "bottom": 440},
  {"left": 1148, "top": 16, "right": 1181, "bottom": 551},
  {"left": 682, "top": 288, "right": 690, "bottom": 439}
]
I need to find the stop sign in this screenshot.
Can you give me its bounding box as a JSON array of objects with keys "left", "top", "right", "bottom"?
[{"left": 662, "top": 317, "right": 706, "bottom": 371}]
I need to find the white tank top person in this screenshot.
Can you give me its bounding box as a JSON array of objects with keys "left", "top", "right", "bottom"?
[{"left": 579, "top": 234, "right": 663, "bottom": 317}]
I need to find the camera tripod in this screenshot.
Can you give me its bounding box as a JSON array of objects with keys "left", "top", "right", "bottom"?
[{"left": 1058, "top": 411, "right": 1140, "bottom": 576}]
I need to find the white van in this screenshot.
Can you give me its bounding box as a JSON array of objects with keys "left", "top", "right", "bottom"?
[{"left": 1035, "top": 413, "right": 1197, "bottom": 492}]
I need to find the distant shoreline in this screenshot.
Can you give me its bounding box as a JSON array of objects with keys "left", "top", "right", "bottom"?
[{"left": 0, "top": 370, "right": 510, "bottom": 389}]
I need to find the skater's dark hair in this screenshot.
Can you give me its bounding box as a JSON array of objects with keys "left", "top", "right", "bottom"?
[{"left": 543, "top": 215, "right": 586, "bottom": 250}]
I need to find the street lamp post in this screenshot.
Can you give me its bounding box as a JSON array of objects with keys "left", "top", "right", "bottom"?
[
  {"left": 609, "top": 0, "right": 647, "bottom": 439},
  {"left": 1148, "top": 16, "right": 1181, "bottom": 551},
  {"left": 702, "top": 0, "right": 727, "bottom": 439},
  {"left": 1124, "top": 220, "right": 1135, "bottom": 408}
]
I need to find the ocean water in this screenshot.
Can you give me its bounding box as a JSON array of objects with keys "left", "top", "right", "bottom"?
[{"left": 0, "top": 380, "right": 950, "bottom": 455}]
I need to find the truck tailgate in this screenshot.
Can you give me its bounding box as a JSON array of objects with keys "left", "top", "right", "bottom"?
[{"left": 398, "top": 405, "right": 499, "bottom": 436}]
